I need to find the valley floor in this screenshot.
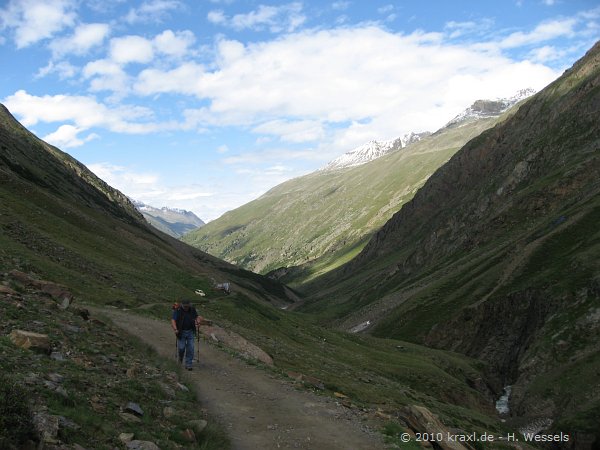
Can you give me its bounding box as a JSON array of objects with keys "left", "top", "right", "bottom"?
[{"left": 100, "top": 308, "right": 385, "bottom": 450}]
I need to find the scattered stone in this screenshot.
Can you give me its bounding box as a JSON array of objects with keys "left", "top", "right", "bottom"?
[
  {"left": 24, "top": 373, "right": 40, "bottom": 385},
  {"left": 63, "top": 324, "right": 82, "bottom": 333},
  {"left": 50, "top": 351, "right": 65, "bottom": 361},
  {"left": 163, "top": 406, "right": 175, "bottom": 418},
  {"left": 181, "top": 429, "right": 196, "bottom": 443},
  {"left": 126, "top": 440, "right": 161, "bottom": 450},
  {"left": 186, "top": 419, "right": 208, "bottom": 435},
  {"left": 267, "top": 424, "right": 278, "bottom": 431},
  {"left": 0, "top": 285, "right": 17, "bottom": 295},
  {"left": 119, "top": 433, "right": 135, "bottom": 443},
  {"left": 9, "top": 330, "right": 51, "bottom": 353},
  {"left": 334, "top": 392, "right": 348, "bottom": 399},
  {"left": 59, "top": 297, "right": 71, "bottom": 310},
  {"left": 47, "top": 373, "right": 65, "bottom": 383},
  {"left": 77, "top": 308, "right": 90, "bottom": 321},
  {"left": 58, "top": 416, "right": 80, "bottom": 430},
  {"left": 158, "top": 382, "right": 175, "bottom": 399},
  {"left": 33, "top": 412, "right": 60, "bottom": 444},
  {"left": 119, "top": 413, "right": 142, "bottom": 423},
  {"left": 210, "top": 333, "right": 219, "bottom": 342},
  {"left": 176, "top": 382, "right": 189, "bottom": 392},
  {"left": 302, "top": 375, "right": 325, "bottom": 390},
  {"left": 125, "top": 402, "right": 144, "bottom": 417},
  {"left": 126, "top": 366, "right": 137, "bottom": 378}
]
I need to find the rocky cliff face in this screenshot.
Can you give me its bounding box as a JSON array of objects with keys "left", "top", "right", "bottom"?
[{"left": 302, "top": 41, "right": 600, "bottom": 442}]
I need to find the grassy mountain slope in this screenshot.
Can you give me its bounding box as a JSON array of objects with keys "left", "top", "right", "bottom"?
[
  {"left": 300, "top": 41, "right": 600, "bottom": 439},
  {"left": 0, "top": 104, "right": 294, "bottom": 308},
  {"left": 184, "top": 111, "right": 512, "bottom": 285}
]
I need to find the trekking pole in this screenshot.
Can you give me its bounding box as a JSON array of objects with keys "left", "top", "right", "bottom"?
[{"left": 196, "top": 323, "right": 200, "bottom": 363}]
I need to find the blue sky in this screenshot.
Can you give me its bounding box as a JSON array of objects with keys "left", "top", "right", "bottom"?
[{"left": 1, "top": 0, "right": 598, "bottom": 221}]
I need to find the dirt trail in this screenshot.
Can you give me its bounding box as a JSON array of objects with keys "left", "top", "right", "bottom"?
[{"left": 99, "top": 309, "right": 385, "bottom": 450}]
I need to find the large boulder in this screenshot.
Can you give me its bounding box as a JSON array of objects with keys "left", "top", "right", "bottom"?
[
  {"left": 9, "top": 330, "right": 51, "bottom": 353},
  {"left": 399, "top": 405, "right": 473, "bottom": 450}
]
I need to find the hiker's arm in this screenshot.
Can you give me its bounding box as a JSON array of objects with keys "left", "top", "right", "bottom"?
[{"left": 171, "top": 318, "right": 178, "bottom": 334}]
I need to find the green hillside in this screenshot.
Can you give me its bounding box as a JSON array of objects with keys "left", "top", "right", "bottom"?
[
  {"left": 184, "top": 109, "right": 513, "bottom": 285},
  {"left": 299, "top": 41, "right": 600, "bottom": 440}
]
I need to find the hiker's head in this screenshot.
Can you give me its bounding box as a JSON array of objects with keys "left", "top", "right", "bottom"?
[{"left": 182, "top": 299, "right": 191, "bottom": 310}]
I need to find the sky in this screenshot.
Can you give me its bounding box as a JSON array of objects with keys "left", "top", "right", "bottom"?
[{"left": 1, "top": 0, "right": 598, "bottom": 221}]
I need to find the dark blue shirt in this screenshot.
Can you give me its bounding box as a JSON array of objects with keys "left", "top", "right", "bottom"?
[{"left": 172, "top": 307, "right": 198, "bottom": 331}]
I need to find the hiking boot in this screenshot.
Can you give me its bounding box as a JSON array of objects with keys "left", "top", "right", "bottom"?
[{"left": 186, "top": 366, "right": 193, "bottom": 371}]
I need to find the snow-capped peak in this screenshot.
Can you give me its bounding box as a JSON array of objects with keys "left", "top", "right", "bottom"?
[
  {"left": 322, "top": 131, "right": 429, "bottom": 171},
  {"left": 445, "top": 88, "right": 537, "bottom": 129}
]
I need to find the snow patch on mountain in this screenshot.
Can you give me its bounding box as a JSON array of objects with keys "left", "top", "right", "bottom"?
[
  {"left": 322, "top": 132, "right": 429, "bottom": 171},
  {"left": 445, "top": 88, "right": 536, "bottom": 128}
]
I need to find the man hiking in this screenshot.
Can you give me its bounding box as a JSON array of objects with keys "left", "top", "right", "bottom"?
[{"left": 171, "top": 299, "right": 210, "bottom": 370}]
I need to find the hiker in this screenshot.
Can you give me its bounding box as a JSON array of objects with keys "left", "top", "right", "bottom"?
[{"left": 171, "top": 300, "right": 211, "bottom": 370}]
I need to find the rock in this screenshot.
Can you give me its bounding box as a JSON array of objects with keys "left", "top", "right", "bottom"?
[
  {"left": 58, "top": 416, "right": 80, "bottom": 430},
  {"left": 302, "top": 375, "right": 325, "bottom": 390},
  {"left": 47, "top": 373, "right": 64, "bottom": 383},
  {"left": 50, "top": 352, "right": 65, "bottom": 361},
  {"left": 37, "top": 280, "right": 73, "bottom": 302},
  {"left": 33, "top": 412, "right": 60, "bottom": 444},
  {"left": 119, "top": 432, "right": 135, "bottom": 443},
  {"left": 126, "top": 367, "right": 137, "bottom": 378},
  {"left": 399, "top": 405, "right": 470, "bottom": 450},
  {"left": 163, "top": 406, "right": 175, "bottom": 418},
  {"left": 77, "top": 308, "right": 90, "bottom": 321},
  {"left": 181, "top": 429, "right": 196, "bottom": 443},
  {"left": 334, "top": 392, "right": 348, "bottom": 399},
  {"left": 176, "top": 382, "right": 189, "bottom": 392},
  {"left": 9, "top": 330, "right": 51, "bottom": 353},
  {"left": 8, "top": 269, "right": 34, "bottom": 285},
  {"left": 126, "top": 440, "right": 161, "bottom": 450},
  {"left": 119, "top": 413, "right": 142, "bottom": 423},
  {"left": 0, "top": 285, "right": 18, "bottom": 295},
  {"left": 125, "top": 402, "right": 144, "bottom": 417},
  {"left": 59, "top": 297, "right": 71, "bottom": 310},
  {"left": 199, "top": 325, "right": 274, "bottom": 366},
  {"left": 186, "top": 419, "right": 208, "bottom": 435}
]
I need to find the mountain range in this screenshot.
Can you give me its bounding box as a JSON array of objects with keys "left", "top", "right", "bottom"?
[
  {"left": 132, "top": 200, "right": 205, "bottom": 238},
  {"left": 183, "top": 91, "right": 533, "bottom": 285}
]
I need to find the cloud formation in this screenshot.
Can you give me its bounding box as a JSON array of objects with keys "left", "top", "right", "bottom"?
[{"left": 0, "top": 0, "right": 76, "bottom": 48}]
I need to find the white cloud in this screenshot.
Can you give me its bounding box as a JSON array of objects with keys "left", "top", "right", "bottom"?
[
  {"left": 133, "top": 26, "right": 558, "bottom": 151},
  {"left": 110, "top": 35, "right": 154, "bottom": 64},
  {"left": 49, "top": 23, "right": 110, "bottom": 58},
  {"left": 207, "top": 10, "right": 226, "bottom": 25},
  {"left": 497, "top": 18, "right": 577, "bottom": 48},
  {"left": 444, "top": 19, "right": 494, "bottom": 39},
  {"left": 210, "top": 3, "right": 306, "bottom": 33},
  {"left": 83, "top": 59, "right": 130, "bottom": 94},
  {"left": 0, "top": 0, "right": 77, "bottom": 48},
  {"left": 2, "top": 89, "right": 179, "bottom": 136},
  {"left": 252, "top": 119, "right": 325, "bottom": 143},
  {"left": 125, "top": 0, "right": 183, "bottom": 24},
  {"left": 43, "top": 124, "right": 99, "bottom": 148},
  {"left": 135, "top": 63, "right": 205, "bottom": 96},
  {"left": 36, "top": 60, "right": 78, "bottom": 79},
  {"left": 153, "top": 29, "right": 195, "bottom": 58},
  {"left": 332, "top": 1, "right": 350, "bottom": 11},
  {"left": 377, "top": 5, "right": 394, "bottom": 14}
]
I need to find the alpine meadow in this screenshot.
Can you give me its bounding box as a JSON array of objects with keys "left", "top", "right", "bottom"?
[{"left": 1, "top": 1, "right": 599, "bottom": 449}]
